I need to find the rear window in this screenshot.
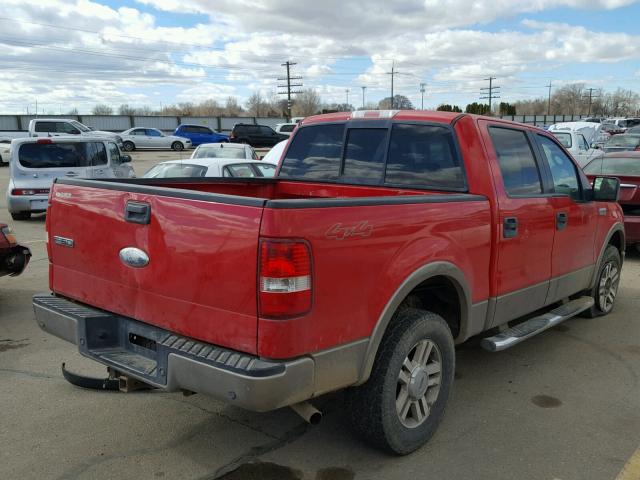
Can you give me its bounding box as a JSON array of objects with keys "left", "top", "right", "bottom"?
[
  {"left": 254, "top": 163, "right": 277, "bottom": 177},
  {"left": 143, "top": 163, "right": 208, "bottom": 178},
  {"left": 193, "top": 146, "right": 245, "bottom": 159},
  {"left": 18, "top": 142, "right": 99, "bottom": 168},
  {"left": 223, "top": 163, "right": 259, "bottom": 177},
  {"left": 280, "top": 124, "right": 295, "bottom": 132},
  {"left": 584, "top": 157, "right": 640, "bottom": 176},
  {"left": 552, "top": 132, "right": 572, "bottom": 148},
  {"left": 343, "top": 129, "right": 387, "bottom": 181}
]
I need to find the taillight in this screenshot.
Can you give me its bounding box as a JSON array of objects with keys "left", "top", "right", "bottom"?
[
  {"left": 1, "top": 226, "right": 17, "bottom": 245},
  {"left": 259, "top": 239, "right": 312, "bottom": 318},
  {"left": 635, "top": 145, "right": 640, "bottom": 151},
  {"left": 11, "top": 188, "right": 49, "bottom": 196},
  {"left": 229, "top": 132, "right": 235, "bottom": 139}
]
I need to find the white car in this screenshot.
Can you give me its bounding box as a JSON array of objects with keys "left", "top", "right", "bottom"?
[
  {"left": 120, "top": 128, "right": 191, "bottom": 152},
  {"left": 548, "top": 122, "right": 604, "bottom": 167},
  {"left": 0, "top": 141, "right": 10, "bottom": 165},
  {"left": 274, "top": 123, "right": 297, "bottom": 136},
  {"left": 190, "top": 142, "right": 259, "bottom": 160},
  {"left": 143, "top": 157, "right": 277, "bottom": 179},
  {"left": 261, "top": 139, "right": 288, "bottom": 166}
]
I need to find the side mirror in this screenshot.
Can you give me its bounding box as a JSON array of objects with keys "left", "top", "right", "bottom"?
[
  {"left": 121, "top": 155, "right": 132, "bottom": 163},
  {"left": 590, "top": 143, "right": 600, "bottom": 149},
  {"left": 592, "top": 176, "right": 620, "bottom": 202}
]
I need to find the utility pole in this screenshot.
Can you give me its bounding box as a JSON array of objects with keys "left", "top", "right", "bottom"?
[
  {"left": 277, "top": 61, "right": 303, "bottom": 119},
  {"left": 420, "top": 83, "right": 426, "bottom": 110},
  {"left": 546, "top": 81, "right": 553, "bottom": 115},
  {"left": 480, "top": 77, "right": 500, "bottom": 115},
  {"left": 582, "top": 88, "right": 600, "bottom": 116},
  {"left": 345, "top": 89, "right": 350, "bottom": 108},
  {"left": 386, "top": 60, "right": 396, "bottom": 109},
  {"left": 361, "top": 86, "right": 366, "bottom": 109}
]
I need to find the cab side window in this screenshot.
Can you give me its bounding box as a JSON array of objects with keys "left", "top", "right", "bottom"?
[
  {"left": 489, "top": 127, "right": 542, "bottom": 196},
  {"left": 537, "top": 135, "right": 581, "bottom": 201},
  {"left": 89, "top": 143, "right": 108, "bottom": 166}
]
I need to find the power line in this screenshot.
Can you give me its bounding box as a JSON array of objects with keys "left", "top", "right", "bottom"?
[
  {"left": 277, "top": 61, "right": 303, "bottom": 119},
  {"left": 480, "top": 77, "right": 500, "bottom": 114}
]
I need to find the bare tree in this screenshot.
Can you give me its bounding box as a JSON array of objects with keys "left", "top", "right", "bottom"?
[
  {"left": 92, "top": 104, "right": 113, "bottom": 115},
  {"left": 118, "top": 104, "right": 136, "bottom": 115},
  {"left": 246, "top": 93, "right": 269, "bottom": 117},
  {"left": 224, "top": 97, "right": 244, "bottom": 116},
  {"left": 292, "top": 89, "right": 321, "bottom": 116}
]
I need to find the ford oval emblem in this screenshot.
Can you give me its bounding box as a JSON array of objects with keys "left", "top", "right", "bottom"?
[{"left": 119, "top": 247, "right": 150, "bottom": 268}]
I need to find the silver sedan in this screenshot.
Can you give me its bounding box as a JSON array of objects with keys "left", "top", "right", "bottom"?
[{"left": 120, "top": 128, "right": 191, "bottom": 152}]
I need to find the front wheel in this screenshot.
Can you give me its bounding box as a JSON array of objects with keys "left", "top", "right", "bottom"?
[
  {"left": 345, "top": 308, "right": 455, "bottom": 455},
  {"left": 171, "top": 141, "right": 184, "bottom": 151},
  {"left": 122, "top": 141, "right": 135, "bottom": 152},
  {"left": 583, "top": 245, "right": 621, "bottom": 318}
]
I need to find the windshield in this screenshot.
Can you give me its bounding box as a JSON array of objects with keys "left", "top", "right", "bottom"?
[
  {"left": 143, "top": 163, "right": 208, "bottom": 178},
  {"left": 552, "top": 132, "right": 572, "bottom": 148},
  {"left": 584, "top": 157, "right": 640, "bottom": 176},
  {"left": 70, "top": 121, "right": 91, "bottom": 132},
  {"left": 193, "top": 146, "right": 246, "bottom": 159}
]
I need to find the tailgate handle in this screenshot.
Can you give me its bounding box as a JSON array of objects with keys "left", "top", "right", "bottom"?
[{"left": 124, "top": 201, "right": 151, "bottom": 225}]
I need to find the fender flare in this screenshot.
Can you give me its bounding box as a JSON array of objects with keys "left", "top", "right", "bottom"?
[
  {"left": 590, "top": 222, "right": 625, "bottom": 289},
  {"left": 357, "top": 261, "right": 472, "bottom": 385}
]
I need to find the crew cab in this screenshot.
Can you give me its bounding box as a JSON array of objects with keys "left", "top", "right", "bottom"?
[
  {"left": 28, "top": 119, "right": 123, "bottom": 147},
  {"left": 34, "top": 110, "right": 624, "bottom": 455}
]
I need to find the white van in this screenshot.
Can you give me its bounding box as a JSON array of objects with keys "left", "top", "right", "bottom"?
[{"left": 6, "top": 137, "right": 135, "bottom": 220}]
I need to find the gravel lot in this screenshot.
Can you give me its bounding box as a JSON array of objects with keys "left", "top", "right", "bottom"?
[{"left": 1, "top": 150, "right": 639, "bottom": 480}]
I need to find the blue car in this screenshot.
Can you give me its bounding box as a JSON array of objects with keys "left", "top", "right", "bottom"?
[{"left": 173, "top": 124, "right": 229, "bottom": 147}]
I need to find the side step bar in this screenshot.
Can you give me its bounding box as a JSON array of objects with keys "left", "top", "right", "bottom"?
[{"left": 481, "top": 296, "right": 594, "bottom": 352}]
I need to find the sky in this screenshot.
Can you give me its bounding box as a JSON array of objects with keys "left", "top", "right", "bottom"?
[{"left": 0, "top": 0, "right": 639, "bottom": 114}]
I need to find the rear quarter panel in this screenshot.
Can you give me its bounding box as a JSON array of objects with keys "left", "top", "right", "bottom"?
[{"left": 258, "top": 199, "right": 491, "bottom": 358}]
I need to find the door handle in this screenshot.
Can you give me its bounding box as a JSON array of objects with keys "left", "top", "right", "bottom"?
[
  {"left": 556, "top": 211, "right": 568, "bottom": 230},
  {"left": 65, "top": 172, "right": 78, "bottom": 177},
  {"left": 503, "top": 217, "right": 518, "bottom": 238},
  {"left": 124, "top": 201, "right": 151, "bottom": 225}
]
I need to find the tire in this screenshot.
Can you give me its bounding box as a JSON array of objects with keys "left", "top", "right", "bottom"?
[
  {"left": 582, "top": 245, "right": 621, "bottom": 318},
  {"left": 345, "top": 308, "right": 455, "bottom": 455},
  {"left": 11, "top": 212, "right": 31, "bottom": 221},
  {"left": 171, "top": 141, "right": 184, "bottom": 151},
  {"left": 122, "top": 141, "right": 135, "bottom": 152}
]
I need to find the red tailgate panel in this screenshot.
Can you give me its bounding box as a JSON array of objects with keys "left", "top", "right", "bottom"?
[{"left": 49, "top": 184, "right": 262, "bottom": 354}]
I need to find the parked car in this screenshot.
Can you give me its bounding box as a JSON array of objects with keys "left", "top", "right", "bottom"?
[
  {"left": 173, "top": 124, "right": 228, "bottom": 146},
  {"left": 584, "top": 151, "right": 640, "bottom": 251},
  {"left": 626, "top": 126, "right": 640, "bottom": 134},
  {"left": 584, "top": 117, "right": 604, "bottom": 123},
  {"left": 602, "top": 134, "right": 640, "bottom": 153},
  {"left": 191, "top": 142, "right": 258, "bottom": 160},
  {"left": 229, "top": 123, "right": 288, "bottom": 147},
  {"left": 6, "top": 137, "right": 134, "bottom": 220},
  {"left": 601, "top": 123, "right": 625, "bottom": 135},
  {"left": 275, "top": 123, "right": 298, "bottom": 136},
  {"left": 549, "top": 127, "right": 602, "bottom": 167},
  {"left": 0, "top": 141, "right": 9, "bottom": 165},
  {"left": 143, "top": 158, "right": 277, "bottom": 179},
  {"left": 36, "top": 110, "right": 624, "bottom": 455},
  {"left": 120, "top": 128, "right": 191, "bottom": 152},
  {"left": 27, "top": 119, "right": 123, "bottom": 147},
  {"left": 0, "top": 224, "right": 30, "bottom": 277},
  {"left": 602, "top": 118, "right": 640, "bottom": 132},
  {"left": 260, "top": 139, "right": 288, "bottom": 165}
]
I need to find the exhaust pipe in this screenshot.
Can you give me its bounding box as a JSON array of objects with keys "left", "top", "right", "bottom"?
[{"left": 290, "top": 401, "right": 322, "bottom": 425}]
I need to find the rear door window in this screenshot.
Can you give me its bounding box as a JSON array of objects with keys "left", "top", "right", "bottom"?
[
  {"left": 89, "top": 143, "right": 108, "bottom": 166},
  {"left": 342, "top": 129, "right": 387, "bottom": 182},
  {"left": 18, "top": 143, "right": 90, "bottom": 168},
  {"left": 279, "top": 124, "right": 345, "bottom": 179},
  {"left": 385, "top": 124, "right": 464, "bottom": 189},
  {"left": 489, "top": 127, "right": 543, "bottom": 196}
]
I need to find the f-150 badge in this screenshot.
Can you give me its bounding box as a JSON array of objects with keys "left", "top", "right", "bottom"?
[{"left": 325, "top": 221, "right": 373, "bottom": 240}]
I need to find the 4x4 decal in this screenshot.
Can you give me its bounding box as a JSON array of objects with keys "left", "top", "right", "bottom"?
[{"left": 325, "top": 221, "right": 373, "bottom": 240}]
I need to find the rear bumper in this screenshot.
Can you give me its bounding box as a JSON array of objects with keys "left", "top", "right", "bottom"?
[
  {"left": 7, "top": 194, "right": 48, "bottom": 213},
  {"left": 0, "top": 244, "right": 31, "bottom": 277},
  {"left": 33, "top": 294, "right": 316, "bottom": 411},
  {"left": 624, "top": 216, "right": 640, "bottom": 244}
]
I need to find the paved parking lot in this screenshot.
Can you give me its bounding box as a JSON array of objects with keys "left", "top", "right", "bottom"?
[{"left": 1, "top": 151, "right": 639, "bottom": 480}]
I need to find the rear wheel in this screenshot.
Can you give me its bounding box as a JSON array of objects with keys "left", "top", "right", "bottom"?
[
  {"left": 345, "top": 308, "right": 455, "bottom": 455},
  {"left": 11, "top": 212, "right": 30, "bottom": 221},
  {"left": 122, "top": 141, "right": 135, "bottom": 152},
  {"left": 583, "top": 245, "right": 621, "bottom": 317},
  {"left": 171, "top": 141, "right": 184, "bottom": 151}
]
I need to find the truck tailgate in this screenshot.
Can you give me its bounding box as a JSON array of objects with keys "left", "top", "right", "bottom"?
[{"left": 47, "top": 180, "right": 264, "bottom": 354}]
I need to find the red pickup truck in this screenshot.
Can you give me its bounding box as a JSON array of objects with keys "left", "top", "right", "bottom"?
[{"left": 34, "top": 111, "right": 625, "bottom": 454}]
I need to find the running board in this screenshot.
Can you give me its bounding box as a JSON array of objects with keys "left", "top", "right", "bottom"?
[{"left": 481, "top": 296, "right": 594, "bottom": 352}]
